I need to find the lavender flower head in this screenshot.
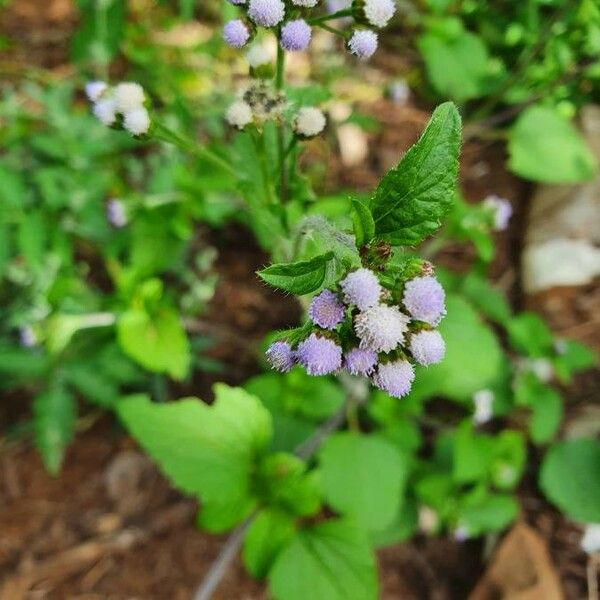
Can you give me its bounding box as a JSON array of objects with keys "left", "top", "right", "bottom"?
[
  {"left": 223, "top": 19, "right": 251, "bottom": 48},
  {"left": 93, "top": 98, "right": 117, "bottom": 126},
  {"left": 472, "top": 389, "right": 494, "bottom": 424},
  {"left": 281, "top": 19, "right": 312, "bottom": 52},
  {"left": 106, "top": 198, "right": 127, "bottom": 228},
  {"left": 363, "top": 0, "right": 396, "bottom": 28},
  {"left": 296, "top": 333, "right": 342, "bottom": 375},
  {"left": 340, "top": 268, "right": 381, "bottom": 310},
  {"left": 248, "top": 0, "right": 285, "bottom": 27},
  {"left": 123, "top": 106, "right": 150, "bottom": 136},
  {"left": 410, "top": 330, "right": 445, "bottom": 366},
  {"left": 373, "top": 360, "right": 415, "bottom": 398},
  {"left": 344, "top": 347, "right": 378, "bottom": 376},
  {"left": 292, "top": 0, "right": 319, "bottom": 5},
  {"left": 483, "top": 195, "right": 513, "bottom": 231},
  {"left": 348, "top": 30, "right": 378, "bottom": 59},
  {"left": 294, "top": 107, "right": 326, "bottom": 138},
  {"left": 266, "top": 340, "right": 296, "bottom": 372},
  {"left": 309, "top": 289, "right": 345, "bottom": 329},
  {"left": 403, "top": 276, "right": 446, "bottom": 325},
  {"left": 113, "top": 82, "right": 145, "bottom": 113},
  {"left": 19, "top": 325, "right": 37, "bottom": 348},
  {"left": 355, "top": 304, "right": 410, "bottom": 353},
  {"left": 85, "top": 81, "right": 107, "bottom": 102}
]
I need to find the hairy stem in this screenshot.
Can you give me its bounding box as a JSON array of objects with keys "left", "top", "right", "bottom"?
[
  {"left": 153, "top": 121, "right": 235, "bottom": 176},
  {"left": 192, "top": 375, "right": 368, "bottom": 600},
  {"left": 308, "top": 8, "right": 353, "bottom": 24}
]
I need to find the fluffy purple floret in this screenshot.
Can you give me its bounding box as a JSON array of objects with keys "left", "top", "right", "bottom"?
[
  {"left": 340, "top": 268, "right": 381, "bottom": 310},
  {"left": 266, "top": 341, "right": 296, "bottom": 372},
  {"left": 403, "top": 276, "right": 446, "bottom": 326},
  {"left": 223, "top": 19, "right": 251, "bottom": 48},
  {"left": 281, "top": 19, "right": 312, "bottom": 51},
  {"left": 309, "top": 289, "right": 345, "bottom": 330},
  {"left": 106, "top": 199, "right": 127, "bottom": 228},
  {"left": 372, "top": 360, "right": 415, "bottom": 398},
  {"left": 348, "top": 30, "right": 378, "bottom": 59},
  {"left": 248, "top": 0, "right": 285, "bottom": 27},
  {"left": 409, "top": 330, "right": 445, "bottom": 366},
  {"left": 344, "top": 347, "right": 378, "bottom": 376},
  {"left": 483, "top": 195, "right": 513, "bottom": 231},
  {"left": 355, "top": 304, "right": 409, "bottom": 353},
  {"left": 296, "top": 333, "right": 342, "bottom": 376}
]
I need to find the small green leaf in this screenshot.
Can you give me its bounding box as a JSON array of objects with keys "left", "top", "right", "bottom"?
[
  {"left": 257, "top": 252, "right": 334, "bottom": 295},
  {"left": 117, "top": 307, "right": 190, "bottom": 380},
  {"left": 553, "top": 340, "right": 597, "bottom": 384},
  {"left": 351, "top": 199, "right": 375, "bottom": 248},
  {"left": 117, "top": 385, "right": 272, "bottom": 532},
  {"left": 509, "top": 105, "right": 597, "bottom": 183},
  {"left": 507, "top": 312, "right": 554, "bottom": 357},
  {"left": 457, "top": 492, "right": 518, "bottom": 536},
  {"left": 319, "top": 433, "right": 409, "bottom": 532},
  {"left": 540, "top": 438, "right": 600, "bottom": 522},
  {"left": 33, "top": 385, "right": 76, "bottom": 475},
  {"left": 243, "top": 510, "right": 296, "bottom": 579},
  {"left": 453, "top": 421, "right": 494, "bottom": 484},
  {"left": 529, "top": 387, "right": 563, "bottom": 445},
  {"left": 369, "top": 102, "right": 461, "bottom": 246},
  {"left": 268, "top": 520, "right": 378, "bottom": 600}
]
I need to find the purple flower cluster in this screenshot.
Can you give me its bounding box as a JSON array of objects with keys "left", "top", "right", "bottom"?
[
  {"left": 222, "top": 0, "right": 394, "bottom": 58},
  {"left": 266, "top": 267, "right": 448, "bottom": 399}
]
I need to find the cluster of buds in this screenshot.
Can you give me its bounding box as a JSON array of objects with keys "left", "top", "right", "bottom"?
[
  {"left": 85, "top": 81, "right": 150, "bottom": 136},
  {"left": 266, "top": 267, "right": 447, "bottom": 398},
  {"left": 226, "top": 80, "right": 327, "bottom": 138},
  {"left": 222, "top": 0, "right": 397, "bottom": 59}
]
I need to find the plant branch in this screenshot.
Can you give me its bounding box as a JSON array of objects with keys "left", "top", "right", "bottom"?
[
  {"left": 153, "top": 121, "right": 236, "bottom": 176},
  {"left": 308, "top": 8, "right": 352, "bottom": 24},
  {"left": 192, "top": 374, "right": 368, "bottom": 600}
]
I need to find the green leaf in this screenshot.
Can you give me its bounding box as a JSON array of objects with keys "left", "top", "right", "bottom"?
[
  {"left": 257, "top": 453, "right": 321, "bottom": 517},
  {"left": 369, "top": 102, "right": 461, "bottom": 246},
  {"left": 460, "top": 273, "right": 512, "bottom": 325},
  {"left": 117, "top": 385, "right": 272, "bottom": 532},
  {"left": 457, "top": 492, "right": 518, "bottom": 536},
  {"left": 453, "top": 421, "right": 494, "bottom": 484},
  {"left": 507, "top": 312, "right": 554, "bottom": 357},
  {"left": 257, "top": 252, "right": 334, "bottom": 296},
  {"left": 508, "top": 105, "right": 597, "bottom": 183},
  {"left": 319, "top": 433, "right": 409, "bottom": 532},
  {"left": 540, "top": 438, "right": 600, "bottom": 523},
  {"left": 409, "top": 295, "right": 505, "bottom": 403},
  {"left": 351, "top": 199, "right": 375, "bottom": 248},
  {"left": 529, "top": 387, "right": 563, "bottom": 445},
  {"left": 553, "top": 340, "right": 597, "bottom": 384},
  {"left": 33, "top": 384, "right": 76, "bottom": 475},
  {"left": 243, "top": 510, "right": 296, "bottom": 579},
  {"left": 117, "top": 307, "right": 190, "bottom": 380},
  {"left": 490, "top": 430, "right": 526, "bottom": 491},
  {"left": 268, "top": 520, "right": 378, "bottom": 600},
  {"left": 418, "top": 27, "right": 493, "bottom": 102}
]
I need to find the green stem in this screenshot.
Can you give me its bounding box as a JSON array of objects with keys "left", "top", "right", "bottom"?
[
  {"left": 308, "top": 8, "right": 353, "bottom": 24},
  {"left": 153, "top": 121, "right": 236, "bottom": 176},
  {"left": 317, "top": 23, "right": 347, "bottom": 37},
  {"left": 275, "top": 39, "right": 289, "bottom": 214}
]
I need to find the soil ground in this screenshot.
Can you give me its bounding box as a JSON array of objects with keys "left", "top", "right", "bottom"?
[{"left": 1, "top": 2, "right": 599, "bottom": 599}]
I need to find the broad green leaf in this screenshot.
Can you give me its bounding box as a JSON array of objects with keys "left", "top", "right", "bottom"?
[
  {"left": 243, "top": 510, "right": 296, "bottom": 579},
  {"left": 371, "top": 497, "right": 419, "bottom": 547},
  {"left": 529, "top": 387, "right": 563, "bottom": 445},
  {"left": 507, "top": 312, "right": 554, "bottom": 357},
  {"left": 319, "top": 433, "right": 409, "bottom": 532},
  {"left": 540, "top": 438, "right": 600, "bottom": 522},
  {"left": 453, "top": 422, "right": 494, "bottom": 484},
  {"left": 460, "top": 273, "right": 512, "bottom": 325},
  {"left": 117, "top": 307, "right": 190, "bottom": 380},
  {"left": 351, "top": 198, "right": 375, "bottom": 248},
  {"left": 409, "top": 295, "right": 505, "bottom": 403},
  {"left": 418, "top": 28, "right": 492, "bottom": 102},
  {"left": 257, "top": 252, "right": 334, "bottom": 295},
  {"left": 508, "top": 105, "right": 597, "bottom": 183},
  {"left": 490, "top": 431, "right": 526, "bottom": 491},
  {"left": 553, "top": 340, "right": 597, "bottom": 384},
  {"left": 369, "top": 102, "right": 461, "bottom": 246},
  {"left": 257, "top": 453, "right": 321, "bottom": 517},
  {"left": 117, "top": 385, "right": 272, "bottom": 532},
  {"left": 457, "top": 492, "right": 518, "bottom": 536},
  {"left": 33, "top": 385, "right": 76, "bottom": 475},
  {"left": 65, "top": 363, "right": 119, "bottom": 408},
  {"left": 268, "top": 520, "right": 378, "bottom": 600}
]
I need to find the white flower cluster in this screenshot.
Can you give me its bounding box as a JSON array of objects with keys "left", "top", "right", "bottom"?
[{"left": 86, "top": 81, "right": 150, "bottom": 136}]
